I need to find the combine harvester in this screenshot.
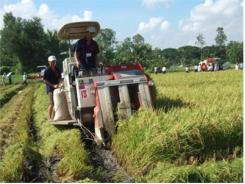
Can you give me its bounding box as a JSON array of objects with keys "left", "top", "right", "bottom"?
[
  {"left": 51, "top": 21, "right": 155, "bottom": 145},
  {"left": 199, "top": 56, "right": 220, "bottom": 71}
]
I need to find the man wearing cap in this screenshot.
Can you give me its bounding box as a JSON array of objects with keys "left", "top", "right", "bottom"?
[
  {"left": 74, "top": 26, "right": 100, "bottom": 74},
  {"left": 43, "top": 55, "right": 61, "bottom": 121}
]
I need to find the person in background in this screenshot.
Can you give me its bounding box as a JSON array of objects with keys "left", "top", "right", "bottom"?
[
  {"left": 74, "top": 26, "right": 100, "bottom": 76},
  {"left": 43, "top": 55, "right": 61, "bottom": 121},
  {"left": 154, "top": 66, "right": 158, "bottom": 74},
  {"left": 208, "top": 63, "right": 213, "bottom": 71},
  {"left": 194, "top": 65, "right": 198, "bottom": 72},
  {"left": 235, "top": 63, "right": 239, "bottom": 70},
  {"left": 185, "top": 66, "right": 189, "bottom": 73},
  {"left": 198, "top": 64, "right": 201, "bottom": 72},
  {"left": 22, "top": 72, "right": 27, "bottom": 85},
  {"left": 1, "top": 72, "right": 6, "bottom": 86},
  {"left": 6, "top": 72, "right": 12, "bottom": 84},
  {"left": 214, "top": 63, "right": 219, "bottom": 71},
  {"left": 162, "top": 66, "right": 166, "bottom": 74}
]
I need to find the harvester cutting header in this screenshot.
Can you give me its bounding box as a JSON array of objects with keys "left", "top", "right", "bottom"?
[{"left": 50, "top": 21, "right": 155, "bottom": 145}]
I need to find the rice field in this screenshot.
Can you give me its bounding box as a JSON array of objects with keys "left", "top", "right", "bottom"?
[
  {"left": 0, "top": 83, "right": 93, "bottom": 182},
  {"left": 0, "top": 84, "right": 36, "bottom": 181},
  {"left": 0, "top": 70, "right": 243, "bottom": 182},
  {"left": 112, "top": 70, "right": 243, "bottom": 182},
  {"left": 0, "top": 83, "right": 129, "bottom": 182},
  {"left": 0, "top": 84, "right": 25, "bottom": 108}
]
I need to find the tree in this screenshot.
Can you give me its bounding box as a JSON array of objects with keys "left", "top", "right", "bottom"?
[
  {"left": 215, "top": 27, "right": 227, "bottom": 60},
  {"left": 0, "top": 13, "right": 47, "bottom": 73},
  {"left": 0, "top": 13, "right": 69, "bottom": 73},
  {"left": 45, "top": 30, "right": 69, "bottom": 69},
  {"left": 195, "top": 33, "right": 205, "bottom": 60},
  {"left": 95, "top": 28, "right": 116, "bottom": 64},
  {"left": 202, "top": 45, "right": 216, "bottom": 58},
  {"left": 20, "top": 17, "right": 47, "bottom": 72},
  {"left": 115, "top": 34, "right": 153, "bottom": 68},
  {"left": 1, "top": 12, "right": 242, "bottom": 73},
  {"left": 131, "top": 33, "right": 151, "bottom": 64},
  {"left": 115, "top": 37, "right": 134, "bottom": 63},
  {"left": 132, "top": 34, "right": 144, "bottom": 45},
  {"left": 178, "top": 46, "right": 200, "bottom": 65},
  {"left": 150, "top": 48, "right": 168, "bottom": 68},
  {"left": 0, "top": 13, "right": 22, "bottom": 71},
  {"left": 136, "top": 43, "right": 152, "bottom": 68},
  {"left": 215, "top": 27, "right": 227, "bottom": 47},
  {"left": 226, "top": 41, "right": 243, "bottom": 64},
  {"left": 162, "top": 48, "right": 180, "bottom": 66}
]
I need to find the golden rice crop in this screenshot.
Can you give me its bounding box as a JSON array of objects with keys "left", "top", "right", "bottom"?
[{"left": 112, "top": 70, "right": 242, "bottom": 182}]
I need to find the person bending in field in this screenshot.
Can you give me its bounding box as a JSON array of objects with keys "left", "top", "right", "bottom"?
[{"left": 43, "top": 55, "right": 61, "bottom": 121}]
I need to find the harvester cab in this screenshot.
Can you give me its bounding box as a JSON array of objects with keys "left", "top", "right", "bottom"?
[{"left": 52, "top": 21, "right": 155, "bottom": 145}]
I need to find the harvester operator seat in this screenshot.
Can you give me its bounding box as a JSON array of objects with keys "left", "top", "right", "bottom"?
[{"left": 73, "top": 67, "right": 100, "bottom": 78}]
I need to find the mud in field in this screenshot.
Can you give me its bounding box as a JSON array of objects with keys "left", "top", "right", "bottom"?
[
  {"left": 82, "top": 133, "right": 135, "bottom": 183},
  {"left": 89, "top": 146, "right": 134, "bottom": 182},
  {"left": 23, "top": 114, "right": 48, "bottom": 182},
  {"left": 23, "top": 151, "right": 61, "bottom": 182},
  {"left": 24, "top": 100, "right": 61, "bottom": 183},
  {"left": 24, "top": 126, "right": 135, "bottom": 183},
  {"left": 27, "top": 114, "right": 38, "bottom": 142}
]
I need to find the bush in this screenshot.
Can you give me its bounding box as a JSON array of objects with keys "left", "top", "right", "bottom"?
[
  {"left": 13, "top": 62, "right": 22, "bottom": 75},
  {"left": 0, "top": 66, "right": 11, "bottom": 75}
]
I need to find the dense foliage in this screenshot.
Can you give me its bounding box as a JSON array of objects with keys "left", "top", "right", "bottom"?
[
  {"left": 0, "top": 13, "right": 243, "bottom": 74},
  {"left": 0, "top": 13, "right": 69, "bottom": 74}
]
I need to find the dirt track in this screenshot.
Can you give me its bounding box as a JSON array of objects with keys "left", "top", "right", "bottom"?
[{"left": 87, "top": 145, "right": 135, "bottom": 182}]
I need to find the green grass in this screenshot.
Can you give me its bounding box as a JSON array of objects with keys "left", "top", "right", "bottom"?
[
  {"left": 0, "top": 83, "right": 93, "bottom": 182},
  {"left": 0, "top": 84, "right": 25, "bottom": 108},
  {"left": 112, "top": 70, "right": 243, "bottom": 182},
  {"left": 0, "top": 74, "right": 23, "bottom": 86},
  {"left": 33, "top": 84, "right": 92, "bottom": 182},
  {"left": 0, "top": 84, "right": 36, "bottom": 182}
]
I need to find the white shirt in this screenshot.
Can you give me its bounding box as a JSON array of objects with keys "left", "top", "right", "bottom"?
[{"left": 23, "top": 74, "right": 27, "bottom": 81}]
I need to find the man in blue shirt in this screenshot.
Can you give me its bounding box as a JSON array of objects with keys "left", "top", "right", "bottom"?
[
  {"left": 74, "top": 26, "right": 100, "bottom": 74},
  {"left": 43, "top": 55, "right": 61, "bottom": 121}
]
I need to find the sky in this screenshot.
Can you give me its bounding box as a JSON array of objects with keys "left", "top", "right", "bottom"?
[{"left": 0, "top": 0, "right": 243, "bottom": 49}]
